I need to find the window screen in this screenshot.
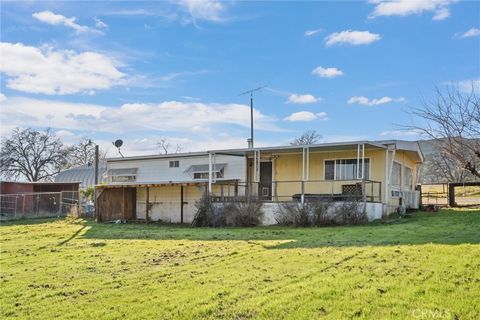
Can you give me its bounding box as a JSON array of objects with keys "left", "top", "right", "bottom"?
[
  {"left": 392, "top": 162, "right": 402, "bottom": 186},
  {"left": 169, "top": 160, "right": 179, "bottom": 168},
  {"left": 325, "top": 159, "right": 370, "bottom": 180},
  {"left": 325, "top": 160, "right": 335, "bottom": 180}
]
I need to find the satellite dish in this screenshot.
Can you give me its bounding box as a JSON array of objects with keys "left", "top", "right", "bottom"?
[{"left": 113, "top": 139, "right": 123, "bottom": 148}]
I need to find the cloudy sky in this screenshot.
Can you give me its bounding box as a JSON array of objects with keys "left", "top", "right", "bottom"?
[{"left": 1, "top": 0, "right": 479, "bottom": 156}]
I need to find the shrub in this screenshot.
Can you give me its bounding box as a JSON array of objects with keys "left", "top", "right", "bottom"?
[
  {"left": 275, "top": 199, "right": 367, "bottom": 227},
  {"left": 193, "top": 195, "right": 263, "bottom": 227},
  {"left": 225, "top": 198, "right": 264, "bottom": 227},
  {"left": 335, "top": 201, "right": 368, "bottom": 225},
  {"left": 275, "top": 202, "right": 318, "bottom": 227},
  {"left": 193, "top": 193, "right": 225, "bottom": 227}
]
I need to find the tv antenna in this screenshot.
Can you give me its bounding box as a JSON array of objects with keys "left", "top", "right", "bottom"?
[
  {"left": 112, "top": 139, "right": 124, "bottom": 158},
  {"left": 239, "top": 85, "right": 267, "bottom": 148}
]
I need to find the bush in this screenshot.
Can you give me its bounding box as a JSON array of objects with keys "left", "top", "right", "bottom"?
[
  {"left": 193, "top": 195, "right": 263, "bottom": 227},
  {"left": 192, "top": 193, "right": 226, "bottom": 227},
  {"left": 225, "top": 198, "right": 264, "bottom": 227},
  {"left": 335, "top": 201, "right": 368, "bottom": 225},
  {"left": 275, "top": 199, "right": 367, "bottom": 227}
]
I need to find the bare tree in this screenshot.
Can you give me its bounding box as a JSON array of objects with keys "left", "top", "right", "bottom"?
[
  {"left": 418, "top": 146, "right": 471, "bottom": 183},
  {"left": 157, "top": 138, "right": 182, "bottom": 154},
  {"left": 68, "top": 138, "right": 106, "bottom": 167},
  {"left": 290, "top": 130, "right": 322, "bottom": 146},
  {"left": 409, "top": 85, "right": 480, "bottom": 179},
  {"left": 0, "top": 128, "right": 70, "bottom": 182}
]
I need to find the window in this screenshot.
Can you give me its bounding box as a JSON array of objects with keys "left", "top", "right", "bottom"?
[
  {"left": 111, "top": 175, "right": 136, "bottom": 183},
  {"left": 403, "top": 166, "right": 413, "bottom": 190},
  {"left": 169, "top": 160, "right": 179, "bottom": 168},
  {"left": 392, "top": 162, "right": 402, "bottom": 186},
  {"left": 187, "top": 163, "right": 227, "bottom": 180},
  {"left": 325, "top": 159, "right": 370, "bottom": 180},
  {"left": 108, "top": 168, "right": 137, "bottom": 183},
  {"left": 193, "top": 171, "right": 224, "bottom": 180},
  {"left": 325, "top": 160, "right": 335, "bottom": 180},
  {"left": 391, "top": 190, "right": 401, "bottom": 197}
]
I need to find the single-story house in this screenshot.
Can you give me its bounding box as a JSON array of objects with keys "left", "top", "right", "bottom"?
[{"left": 95, "top": 140, "right": 423, "bottom": 223}]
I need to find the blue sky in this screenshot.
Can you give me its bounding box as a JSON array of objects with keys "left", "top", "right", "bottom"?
[{"left": 1, "top": 0, "right": 479, "bottom": 156}]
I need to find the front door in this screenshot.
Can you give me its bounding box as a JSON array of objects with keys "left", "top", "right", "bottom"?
[{"left": 259, "top": 162, "right": 272, "bottom": 200}]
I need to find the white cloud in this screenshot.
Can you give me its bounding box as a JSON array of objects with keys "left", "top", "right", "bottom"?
[
  {"left": 380, "top": 129, "right": 421, "bottom": 137},
  {"left": 448, "top": 78, "right": 480, "bottom": 93},
  {"left": 94, "top": 17, "right": 108, "bottom": 29},
  {"left": 0, "top": 97, "right": 281, "bottom": 134},
  {"left": 432, "top": 7, "right": 450, "bottom": 20},
  {"left": 284, "top": 111, "right": 328, "bottom": 122},
  {"left": 304, "top": 29, "right": 322, "bottom": 36},
  {"left": 325, "top": 30, "right": 381, "bottom": 46},
  {"left": 0, "top": 93, "right": 6, "bottom": 102},
  {"left": 287, "top": 94, "right": 319, "bottom": 104},
  {"left": 32, "top": 11, "right": 96, "bottom": 33},
  {"left": 459, "top": 27, "right": 480, "bottom": 38},
  {"left": 0, "top": 42, "right": 125, "bottom": 95},
  {"left": 369, "top": 0, "right": 457, "bottom": 20},
  {"left": 312, "top": 66, "right": 343, "bottom": 78},
  {"left": 347, "top": 96, "right": 405, "bottom": 106},
  {"left": 177, "top": 0, "right": 226, "bottom": 22}
]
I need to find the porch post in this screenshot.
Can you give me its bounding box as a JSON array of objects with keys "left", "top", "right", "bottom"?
[
  {"left": 180, "top": 185, "right": 184, "bottom": 224},
  {"left": 146, "top": 186, "right": 149, "bottom": 224},
  {"left": 385, "top": 149, "right": 389, "bottom": 204},
  {"left": 301, "top": 147, "right": 305, "bottom": 204},
  {"left": 208, "top": 153, "right": 213, "bottom": 194},
  {"left": 302, "top": 147, "right": 305, "bottom": 181},
  {"left": 306, "top": 147, "right": 310, "bottom": 180},
  {"left": 213, "top": 153, "right": 217, "bottom": 183},
  {"left": 357, "top": 144, "right": 360, "bottom": 179}
]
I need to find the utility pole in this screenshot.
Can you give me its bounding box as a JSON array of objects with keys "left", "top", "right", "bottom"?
[
  {"left": 240, "top": 85, "right": 266, "bottom": 148},
  {"left": 94, "top": 144, "right": 99, "bottom": 185}
]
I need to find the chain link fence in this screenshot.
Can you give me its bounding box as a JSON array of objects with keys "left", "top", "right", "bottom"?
[{"left": 0, "top": 191, "right": 80, "bottom": 221}]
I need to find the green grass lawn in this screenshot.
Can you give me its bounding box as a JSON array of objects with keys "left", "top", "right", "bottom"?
[{"left": 1, "top": 210, "right": 479, "bottom": 319}]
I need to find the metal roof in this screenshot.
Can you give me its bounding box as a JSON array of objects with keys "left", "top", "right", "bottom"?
[
  {"left": 105, "top": 139, "right": 424, "bottom": 163},
  {"left": 54, "top": 161, "right": 107, "bottom": 188}
]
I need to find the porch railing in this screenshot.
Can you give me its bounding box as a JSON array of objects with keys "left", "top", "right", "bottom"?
[{"left": 211, "top": 179, "right": 382, "bottom": 203}]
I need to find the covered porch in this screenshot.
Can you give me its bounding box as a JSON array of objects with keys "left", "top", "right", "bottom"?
[
  {"left": 95, "top": 180, "right": 240, "bottom": 223},
  {"left": 208, "top": 141, "right": 386, "bottom": 204}
]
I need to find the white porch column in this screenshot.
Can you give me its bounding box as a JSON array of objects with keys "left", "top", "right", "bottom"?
[
  {"left": 208, "top": 152, "right": 213, "bottom": 193},
  {"left": 356, "top": 143, "right": 365, "bottom": 180},
  {"left": 302, "top": 147, "right": 305, "bottom": 181},
  {"left": 385, "top": 149, "right": 389, "bottom": 204}
]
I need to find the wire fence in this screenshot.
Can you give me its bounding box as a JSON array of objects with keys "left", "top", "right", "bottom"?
[
  {"left": 420, "top": 183, "right": 480, "bottom": 207},
  {"left": 0, "top": 191, "right": 80, "bottom": 221}
]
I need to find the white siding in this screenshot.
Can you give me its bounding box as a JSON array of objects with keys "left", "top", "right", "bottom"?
[{"left": 107, "top": 154, "right": 246, "bottom": 184}]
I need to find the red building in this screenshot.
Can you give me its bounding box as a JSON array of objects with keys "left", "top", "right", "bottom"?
[{"left": 0, "top": 181, "right": 80, "bottom": 218}]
